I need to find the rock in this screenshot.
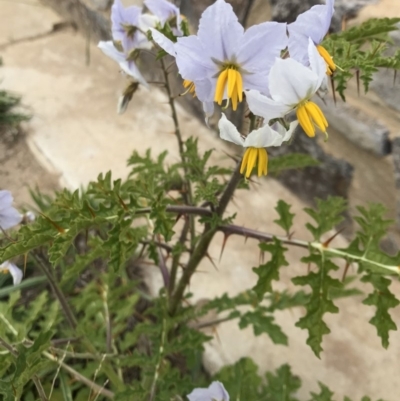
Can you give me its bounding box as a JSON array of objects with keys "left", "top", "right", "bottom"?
[
  {"left": 271, "top": 0, "right": 378, "bottom": 30},
  {"left": 369, "top": 25, "right": 400, "bottom": 112},
  {"left": 315, "top": 96, "right": 391, "bottom": 157},
  {"left": 391, "top": 137, "right": 400, "bottom": 229},
  {"left": 268, "top": 127, "right": 354, "bottom": 204},
  {"left": 89, "top": 0, "right": 111, "bottom": 11}
]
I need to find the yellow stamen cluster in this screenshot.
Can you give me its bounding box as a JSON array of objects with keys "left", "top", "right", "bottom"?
[
  {"left": 182, "top": 79, "right": 196, "bottom": 96},
  {"left": 317, "top": 45, "right": 336, "bottom": 76},
  {"left": 296, "top": 101, "right": 328, "bottom": 138},
  {"left": 214, "top": 67, "right": 243, "bottom": 110},
  {"left": 240, "top": 147, "right": 268, "bottom": 178}
]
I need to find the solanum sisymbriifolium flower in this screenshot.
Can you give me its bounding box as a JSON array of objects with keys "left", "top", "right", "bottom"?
[
  {"left": 144, "top": 0, "right": 184, "bottom": 36},
  {"left": 288, "top": 0, "right": 336, "bottom": 74},
  {"left": 0, "top": 190, "right": 23, "bottom": 286},
  {"left": 0, "top": 190, "right": 22, "bottom": 230},
  {"left": 151, "top": 0, "right": 287, "bottom": 116},
  {"left": 0, "top": 261, "right": 23, "bottom": 286},
  {"left": 246, "top": 39, "right": 328, "bottom": 139},
  {"left": 187, "top": 381, "right": 229, "bottom": 401},
  {"left": 219, "top": 114, "right": 298, "bottom": 178},
  {"left": 99, "top": 0, "right": 157, "bottom": 86}
]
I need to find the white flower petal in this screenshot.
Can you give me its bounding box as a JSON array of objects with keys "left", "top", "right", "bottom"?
[
  {"left": 245, "top": 90, "right": 290, "bottom": 121},
  {"left": 308, "top": 38, "right": 327, "bottom": 90},
  {"left": 244, "top": 124, "right": 285, "bottom": 148},
  {"left": 0, "top": 261, "right": 23, "bottom": 286},
  {"left": 187, "top": 381, "right": 229, "bottom": 401},
  {"left": 268, "top": 58, "right": 319, "bottom": 105},
  {"left": 218, "top": 113, "right": 244, "bottom": 146},
  {"left": 139, "top": 14, "right": 159, "bottom": 31},
  {"left": 271, "top": 120, "right": 299, "bottom": 142},
  {"left": 197, "top": 0, "right": 243, "bottom": 62},
  {"left": 98, "top": 41, "right": 125, "bottom": 64},
  {"left": 150, "top": 28, "right": 176, "bottom": 56}
]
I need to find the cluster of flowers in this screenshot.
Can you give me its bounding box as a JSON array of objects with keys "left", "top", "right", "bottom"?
[{"left": 99, "top": 0, "right": 335, "bottom": 177}]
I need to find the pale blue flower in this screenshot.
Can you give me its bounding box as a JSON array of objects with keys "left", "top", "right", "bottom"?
[
  {"left": 111, "top": 0, "right": 155, "bottom": 49},
  {"left": 0, "top": 261, "right": 23, "bottom": 286},
  {"left": 187, "top": 381, "right": 229, "bottom": 401},
  {"left": 100, "top": 0, "right": 158, "bottom": 86},
  {"left": 246, "top": 39, "right": 328, "bottom": 138},
  {"left": 144, "top": 0, "right": 183, "bottom": 36},
  {"left": 288, "top": 0, "right": 336, "bottom": 73},
  {"left": 98, "top": 40, "right": 149, "bottom": 87},
  {"left": 0, "top": 190, "right": 21, "bottom": 230},
  {"left": 151, "top": 0, "right": 287, "bottom": 116}
]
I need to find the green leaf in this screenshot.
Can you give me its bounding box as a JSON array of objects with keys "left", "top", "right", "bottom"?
[
  {"left": 292, "top": 254, "right": 342, "bottom": 357},
  {"left": 239, "top": 309, "right": 288, "bottom": 345},
  {"left": 253, "top": 238, "right": 289, "bottom": 300},
  {"left": 274, "top": 200, "right": 295, "bottom": 234},
  {"left": 309, "top": 382, "right": 334, "bottom": 401},
  {"left": 265, "top": 364, "right": 301, "bottom": 401},
  {"left": 304, "top": 197, "right": 347, "bottom": 241},
  {"left": 214, "top": 358, "right": 262, "bottom": 401},
  {"left": 361, "top": 274, "right": 400, "bottom": 348},
  {"left": 269, "top": 153, "right": 320, "bottom": 174}
]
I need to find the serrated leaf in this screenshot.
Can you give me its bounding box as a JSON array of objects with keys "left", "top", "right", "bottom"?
[
  {"left": 304, "top": 197, "right": 347, "bottom": 241},
  {"left": 239, "top": 309, "right": 288, "bottom": 345},
  {"left": 309, "top": 382, "right": 334, "bottom": 401},
  {"left": 292, "top": 254, "right": 342, "bottom": 357},
  {"left": 274, "top": 200, "right": 295, "bottom": 234},
  {"left": 265, "top": 364, "right": 301, "bottom": 401},
  {"left": 361, "top": 274, "right": 399, "bottom": 348},
  {"left": 214, "top": 358, "right": 262, "bottom": 401},
  {"left": 253, "top": 238, "right": 289, "bottom": 300}
]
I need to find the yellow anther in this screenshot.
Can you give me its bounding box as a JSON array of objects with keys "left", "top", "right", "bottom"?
[
  {"left": 240, "top": 147, "right": 268, "bottom": 178},
  {"left": 215, "top": 67, "right": 244, "bottom": 111},
  {"left": 182, "top": 79, "right": 196, "bottom": 96},
  {"left": 297, "top": 101, "right": 328, "bottom": 138},
  {"left": 317, "top": 45, "right": 336, "bottom": 74},
  {"left": 296, "top": 103, "right": 315, "bottom": 137}
]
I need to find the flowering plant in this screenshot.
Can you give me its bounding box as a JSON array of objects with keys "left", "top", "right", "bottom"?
[{"left": 1, "top": 1, "right": 400, "bottom": 400}]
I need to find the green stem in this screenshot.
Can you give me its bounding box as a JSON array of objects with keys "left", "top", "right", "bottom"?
[{"left": 32, "top": 253, "right": 77, "bottom": 330}]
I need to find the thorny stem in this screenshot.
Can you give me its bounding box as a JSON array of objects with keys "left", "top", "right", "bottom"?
[
  {"left": 168, "top": 115, "right": 258, "bottom": 315},
  {"left": 169, "top": 216, "right": 190, "bottom": 295},
  {"left": 169, "top": 162, "right": 244, "bottom": 315},
  {"left": 160, "top": 57, "right": 196, "bottom": 252}
]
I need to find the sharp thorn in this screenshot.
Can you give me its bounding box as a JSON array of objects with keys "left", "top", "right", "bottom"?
[
  {"left": 342, "top": 261, "right": 351, "bottom": 282},
  {"left": 219, "top": 233, "right": 231, "bottom": 262},
  {"left": 205, "top": 252, "right": 218, "bottom": 271},
  {"left": 323, "top": 226, "right": 346, "bottom": 248}
]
